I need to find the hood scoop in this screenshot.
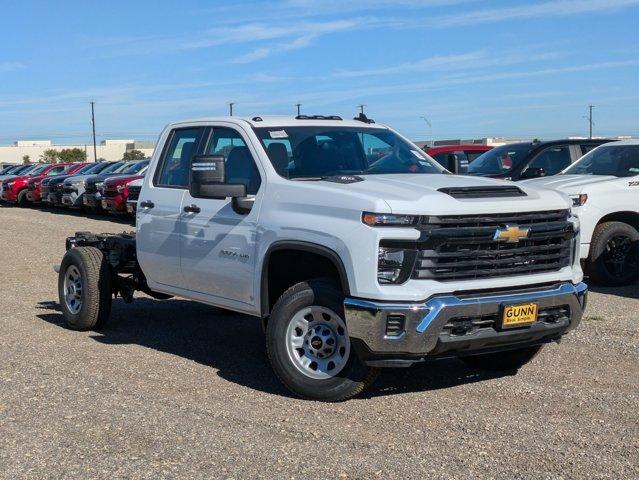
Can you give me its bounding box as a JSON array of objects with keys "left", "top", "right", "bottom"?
[{"left": 438, "top": 185, "right": 527, "bottom": 199}]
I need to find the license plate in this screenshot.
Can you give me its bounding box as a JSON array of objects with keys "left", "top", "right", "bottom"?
[
  {"left": 502, "top": 303, "right": 538, "bottom": 328},
  {"left": 127, "top": 205, "right": 134, "bottom": 213},
  {"left": 102, "top": 200, "right": 109, "bottom": 208}
]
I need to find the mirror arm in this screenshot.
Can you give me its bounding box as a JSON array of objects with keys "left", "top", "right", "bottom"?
[{"left": 232, "top": 196, "right": 255, "bottom": 215}]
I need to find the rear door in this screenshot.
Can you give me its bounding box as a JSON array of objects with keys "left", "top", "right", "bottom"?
[
  {"left": 137, "top": 127, "right": 206, "bottom": 290},
  {"left": 179, "top": 124, "right": 264, "bottom": 311}
]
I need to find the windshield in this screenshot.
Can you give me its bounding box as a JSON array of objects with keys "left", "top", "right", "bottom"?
[
  {"left": 562, "top": 144, "right": 639, "bottom": 177},
  {"left": 468, "top": 143, "right": 532, "bottom": 175},
  {"left": 98, "top": 161, "right": 124, "bottom": 174},
  {"left": 253, "top": 126, "right": 442, "bottom": 178},
  {"left": 121, "top": 160, "right": 149, "bottom": 174}
]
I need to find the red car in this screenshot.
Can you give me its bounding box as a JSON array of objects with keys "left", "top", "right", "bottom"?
[
  {"left": 101, "top": 174, "right": 145, "bottom": 215},
  {"left": 1, "top": 163, "right": 70, "bottom": 206},
  {"left": 424, "top": 145, "right": 493, "bottom": 173}
]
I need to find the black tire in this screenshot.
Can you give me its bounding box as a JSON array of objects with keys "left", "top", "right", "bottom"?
[
  {"left": 462, "top": 345, "right": 543, "bottom": 371},
  {"left": 17, "top": 189, "right": 29, "bottom": 207},
  {"left": 588, "top": 221, "right": 639, "bottom": 286},
  {"left": 266, "top": 279, "right": 379, "bottom": 401},
  {"left": 58, "top": 247, "right": 113, "bottom": 330}
]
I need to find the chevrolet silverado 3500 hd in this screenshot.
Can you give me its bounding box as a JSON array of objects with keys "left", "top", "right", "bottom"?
[{"left": 57, "top": 115, "right": 587, "bottom": 401}]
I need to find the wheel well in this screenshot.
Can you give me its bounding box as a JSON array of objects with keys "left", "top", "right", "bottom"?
[
  {"left": 261, "top": 245, "right": 349, "bottom": 320},
  {"left": 598, "top": 211, "right": 639, "bottom": 232}
]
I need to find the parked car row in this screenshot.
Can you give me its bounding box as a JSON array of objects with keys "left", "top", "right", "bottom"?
[{"left": 0, "top": 160, "right": 149, "bottom": 217}]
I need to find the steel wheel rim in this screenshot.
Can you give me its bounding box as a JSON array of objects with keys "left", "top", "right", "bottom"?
[
  {"left": 285, "top": 306, "right": 351, "bottom": 380},
  {"left": 603, "top": 234, "right": 637, "bottom": 278},
  {"left": 63, "top": 265, "right": 83, "bottom": 314}
]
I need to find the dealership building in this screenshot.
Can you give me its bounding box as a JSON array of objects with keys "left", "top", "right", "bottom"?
[{"left": 0, "top": 139, "right": 155, "bottom": 164}]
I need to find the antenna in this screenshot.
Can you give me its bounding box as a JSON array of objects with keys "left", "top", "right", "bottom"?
[
  {"left": 295, "top": 103, "right": 302, "bottom": 116},
  {"left": 420, "top": 116, "right": 433, "bottom": 147},
  {"left": 357, "top": 104, "right": 366, "bottom": 115},
  {"left": 227, "top": 102, "right": 235, "bottom": 116}
]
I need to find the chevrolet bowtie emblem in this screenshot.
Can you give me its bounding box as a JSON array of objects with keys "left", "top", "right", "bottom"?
[{"left": 494, "top": 225, "right": 530, "bottom": 243}]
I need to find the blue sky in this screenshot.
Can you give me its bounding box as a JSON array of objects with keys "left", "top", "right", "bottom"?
[{"left": 1, "top": 0, "right": 639, "bottom": 144}]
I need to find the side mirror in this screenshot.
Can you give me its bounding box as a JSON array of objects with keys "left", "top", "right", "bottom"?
[
  {"left": 189, "top": 155, "right": 247, "bottom": 200},
  {"left": 521, "top": 167, "right": 546, "bottom": 179},
  {"left": 447, "top": 153, "right": 469, "bottom": 174}
]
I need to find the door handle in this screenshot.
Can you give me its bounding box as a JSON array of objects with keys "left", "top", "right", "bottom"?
[
  {"left": 183, "top": 204, "right": 201, "bottom": 214},
  {"left": 140, "top": 200, "right": 154, "bottom": 209}
]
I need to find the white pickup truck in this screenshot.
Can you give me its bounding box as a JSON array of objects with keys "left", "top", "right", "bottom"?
[
  {"left": 523, "top": 139, "right": 639, "bottom": 286},
  {"left": 57, "top": 115, "right": 587, "bottom": 401}
]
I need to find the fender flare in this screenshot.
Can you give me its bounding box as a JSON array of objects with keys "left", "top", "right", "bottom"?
[{"left": 260, "top": 240, "right": 351, "bottom": 317}]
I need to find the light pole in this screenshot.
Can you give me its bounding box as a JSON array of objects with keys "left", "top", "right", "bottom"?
[
  {"left": 588, "top": 105, "right": 594, "bottom": 138},
  {"left": 295, "top": 103, "right": 302, "bottom": 116},
  {"left": 357, "top": 104, "right": 366, "bottom": 115},
  {"left": 90, "top": 101, "right": 97, "bottom": 162},
  {"left": 228, "top": 102, "right": 235, "bottom": 116}
]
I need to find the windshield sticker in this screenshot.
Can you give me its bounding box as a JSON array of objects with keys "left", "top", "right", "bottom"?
[{"left": 269, "top": 130, "right": 288, "bottom": 139}]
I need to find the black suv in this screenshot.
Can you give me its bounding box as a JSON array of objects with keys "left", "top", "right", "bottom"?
[{"left": 468, "top": 139, "right": 611, "bottom": 181}]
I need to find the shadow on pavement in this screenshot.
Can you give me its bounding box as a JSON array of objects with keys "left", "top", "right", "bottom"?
[
  {"left": 588, "top": 282, "right": 639, "bottom": 300},
  {"left": 36, "top": 298, "right": 507, "bottom": 400}
]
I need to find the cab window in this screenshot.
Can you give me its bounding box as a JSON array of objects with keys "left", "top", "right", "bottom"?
[
  {"left": 525, "top": 145, "right": 572, "bottom": 175},
  {"left": 206, "top": 127, "right": 261, "bottom": 195},
  {"left": 156, "top": 128, "right": 204, "bottom": 188}
]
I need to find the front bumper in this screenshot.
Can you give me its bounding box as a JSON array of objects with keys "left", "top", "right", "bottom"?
[
  {"left": 83, "top": 193, "right": 100, "bottom": 208},
  {"left": 101, "top": 195, "right": 126, "bottom": 213},
  {"left": 344, "top": 282, "right": 587, "bottom": 364},
  {"left": 62, "top": 192, "right": 82, "bottom": 207}
]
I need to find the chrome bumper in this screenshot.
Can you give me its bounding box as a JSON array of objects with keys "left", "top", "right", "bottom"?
[{"left": 344, "top": 282, "right": 587, "bottom": 360}]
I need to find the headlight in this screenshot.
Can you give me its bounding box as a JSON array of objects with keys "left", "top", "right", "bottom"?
[
  {"left": 95, "top": 182, "right": 104, "bottom": 189},
  {"left": 71, "top": 180, "right": 85, "bottom": 188},
  {"left": 363, "top": 212, "right": 417, "bottom": 227},
  {"left": 570, "top": 194, "right": 588, "bottom": 207},
  {"left": 6, "top": 181, "right": 14, "bottom": 189},
  {"left": 377, "top": 245, "right": 417, "bottom": 284},
  {"left": 116, "top": 184, "right": 125, "bottom": 192}
]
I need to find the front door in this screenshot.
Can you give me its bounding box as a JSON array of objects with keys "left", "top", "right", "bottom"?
[
  {"left": 179, "top": 125, "right": 263, "bottom": 310},
  {"left": 137, "top": 127, "right": 205, "bottom": 290}
]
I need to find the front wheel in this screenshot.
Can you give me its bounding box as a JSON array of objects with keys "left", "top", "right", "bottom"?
[
  {"left": 266, "top": 280, "right": 379, "bottom": 401},
  {"left": 17, "top": 189, "right": 29, "bottom": 207},
  {"left": 588, "top": 221, "right": 639, "bottom": 286},
  {"left": 462, "top": 345, "right": 543, "bottom": 371}
]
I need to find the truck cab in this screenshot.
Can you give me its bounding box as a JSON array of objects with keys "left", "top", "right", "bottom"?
[{"left": 57, "top": 115, "right": 587, "bottom": 401}]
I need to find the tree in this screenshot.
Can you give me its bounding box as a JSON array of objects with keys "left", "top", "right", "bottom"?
[
  {"left": 40, "top": 149, "right": 60, "bottom": 163},
  {"left": 22, "top": 155, "right": 31, "bottom": 164},
  {"left": 58, "top": 148, "right": 87, "bottom": 163},
  {"left": 122, "top": 149, "right": 146, "bottom": 160}
]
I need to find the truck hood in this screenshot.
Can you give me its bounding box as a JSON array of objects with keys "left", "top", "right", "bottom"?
[
  {"left": 521, "top": 174, "right": 618, "bottom": 195},
  {"left": 287, "top": 173, "right": 572, "bottom": 215}
]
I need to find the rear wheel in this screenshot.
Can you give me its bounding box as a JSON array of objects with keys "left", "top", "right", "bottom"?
[
  {"left": 58, "top": 247, "right": 112, "bottom": 330},
  {"left": 462, "top": 345, "right": 543, "bottom": 371},
  {"left": 266, "top": 279, "right": 379, "bottom": 401},
  {"left": 588, "top": 221, "right": 639, "bottom": 286}
]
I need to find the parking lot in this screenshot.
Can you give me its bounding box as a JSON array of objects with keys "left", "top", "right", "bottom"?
[{"left": 0, "top": 204, "right": 637, "bottom": 479}]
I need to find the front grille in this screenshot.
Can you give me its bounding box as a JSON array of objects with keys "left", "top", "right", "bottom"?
[
  {"left": 85, "top": 183, "right": 97, "bottom": 194},
  {"left": 408, "top": 210, "right": 573, "bottom": 281},
  {"left": 63, "top": 185, "right": 76, "bottom": 195},
  {"left": 128, "top": 185, "right": 141, "bottom": 201},
  {"left": 442, "top": 305, "right": 571, "bottom": 336},
  {"left": 103, "top": 187, "right": 119, "bottom": 198}
]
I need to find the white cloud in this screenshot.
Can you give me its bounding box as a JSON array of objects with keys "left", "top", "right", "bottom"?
[
  {"left": 0, "top": 61, "right": 25, "bottom": 73},
  {"left": 421, "top": 0, "right": 639, "bottom": 27}
]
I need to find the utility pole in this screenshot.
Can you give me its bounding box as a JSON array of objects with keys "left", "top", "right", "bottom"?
[
  {"left": 90, "top": 102, "right": 97, "bottom": 162},
  {"left": 228, "top": 102, "right": 235, "bottom": 116},
  {"left": 357, "top": 104, "right": 366, "bottom": 115},
  {"left": 295, "top": 103, "right": 302, "bottom": 116},
  {"left": 588, "top": 105, "right": 594, "bottom": 138}
]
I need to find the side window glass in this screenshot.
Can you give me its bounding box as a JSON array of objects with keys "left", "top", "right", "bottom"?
[
  {"left": 157, "top": 128, "right": 203, "bottom": 187},
  {"left": 527, "top": 145, "right": 571, "bottom": 175},
  {"left": 207, "top": 127, "right": 261, "bottom": 195}
]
